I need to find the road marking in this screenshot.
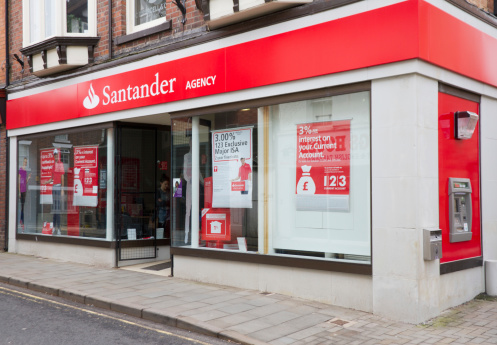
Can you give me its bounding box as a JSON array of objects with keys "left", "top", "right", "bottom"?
[{"left": 0, "top": 286, "right": 215, "bottom": 345}]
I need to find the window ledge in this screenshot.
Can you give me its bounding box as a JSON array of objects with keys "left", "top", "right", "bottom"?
[
  {"left": 116, "top": 20, "right": 173, "bottom": 46},
  {"left": 205, "top": 0, "right": 312, "bottom": 30},
  {"left": 17, "top": 233, "right": 115, "bottom": 248},
  {"left": 16, "top": 233, "right": 171, "bottom": 248},
  {"left": 20, "top": 36, "right": 101, "bottom": 77},
  {"left": 171, "top": 247, "right": 372, "bottom": 275}
]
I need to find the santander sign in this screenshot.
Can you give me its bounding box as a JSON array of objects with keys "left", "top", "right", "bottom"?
[
  {"left": 77, "top": 50, "right": 225, "bottom": 116},
  {"left": 83, "top": 73, "right": 181, "bottom": 110},
  {"left": 101, "top": 73, "right": 176, "bottom": 106},
  {"left": 83, "top": 84, "right": 100, "bottom": 109}
]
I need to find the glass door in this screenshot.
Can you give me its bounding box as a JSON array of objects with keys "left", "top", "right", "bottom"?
[{"left": 116, "top": 124, "right": 171, "bottom": 262}]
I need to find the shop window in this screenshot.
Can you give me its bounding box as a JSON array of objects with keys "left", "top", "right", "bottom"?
[
  {"left": 23, "top": 0, "right": 97, "bottom": 46},
  {"left": 172, "top": 112, "right": 259, "bottom": 250},
  {"left": 171, "top": 91, "right": 371, "bottom": 263},
  {"left": 268, "top": 92, "right": 371, "bottom": 262},
  {"left": 17, "top": 128, "right": 109, "bottom": 239},
  {"left": 127, "top": 0, "right": 168, "bottom": 35}
]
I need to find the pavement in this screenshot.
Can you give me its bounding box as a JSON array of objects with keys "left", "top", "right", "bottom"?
[{"left": 1, "top": 253, "right": 497, "bottom": 345}]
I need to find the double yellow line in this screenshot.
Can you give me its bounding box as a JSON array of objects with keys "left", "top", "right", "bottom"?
[{"left": 0, "top": 286, "right": 214, "bottom": 345}]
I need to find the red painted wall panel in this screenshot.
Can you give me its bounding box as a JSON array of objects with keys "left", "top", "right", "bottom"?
[
  {"left": 438, "top": 92, "right": 481, "bottom": 263},
  {"left": 419, "top": 1, "right": 497, "bottom": 88},
  {"left": 8, "top": 85, "right": 79, "bottom": 129},
  {"left": 7, "top": 0, "right": 420, "bottom": 130},
  {"left": 225, "top": 0, "right": 419, "bottom": 91}
]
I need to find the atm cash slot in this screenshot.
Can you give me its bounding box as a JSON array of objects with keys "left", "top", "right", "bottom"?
[{"left": 453, "top": 194, "right": 468, "bottom": 230}]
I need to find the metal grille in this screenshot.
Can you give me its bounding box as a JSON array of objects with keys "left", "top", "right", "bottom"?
[{"left": 119, "top": 246, "right": 156, "bottom": 261}]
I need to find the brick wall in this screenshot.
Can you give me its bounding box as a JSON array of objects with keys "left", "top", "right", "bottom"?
[
  {"left": 9, "top": 0, "right": 23, "bottom": 82},
  {"left": 8, "top": 0, "right": 207, "bottom": 80},
  {"left": 6, "top": 0, "right": 497, "bottom": 84},
  {"left": 0, "top": 0, "right": 5, "bottom": 86}
]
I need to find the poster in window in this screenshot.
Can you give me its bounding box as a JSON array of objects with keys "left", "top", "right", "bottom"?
[
  {"left": 296, "top": 120, "right": 351, "bottom": 212},
  {"left": 122, "top": 158, "right": 140, "bottom": 192},
  {"left": 73, "top": 145, "right": 99, "bottom": 207},
  {"left": 40, "top": 148, "right": 55, "bottom": 204},
  {"left": 212, "top": 127, "right": 253, "bottom": 208},
  {"left": 201, "top": 208, "right": 231, "bottom": 242},
  {"left": 173, "top": 178, "right": 182, "bottom": 197}
]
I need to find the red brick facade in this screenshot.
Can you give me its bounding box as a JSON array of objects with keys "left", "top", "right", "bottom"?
[
  {"left": 6, "top": 0, "right": 497, "bottom": 83},
  {"left": 8, "top": 0, "right": 207, "bottom": 81}
]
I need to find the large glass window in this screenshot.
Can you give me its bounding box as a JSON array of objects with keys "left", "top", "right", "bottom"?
[
  {"left": 268, "top": 92, "right": 371, "bottom": 262},
  {"left": 172, "top": 111, "right": 259, "bottom": 250},
  {"left": 24, "top": 0, "right": 96, "bottom": 46},
  {"left": 17, "top": 128, "right": 109, "bottom": 239},
  {"left": 171, "top": 91, "right": 371, "bottom": 263},
  {"left": 67, "top": 0, "right": 89, "bottom": 34}
]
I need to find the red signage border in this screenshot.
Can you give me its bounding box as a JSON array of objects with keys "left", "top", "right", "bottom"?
[{"left": 8, "top": 0, "right": 497, "bottom": 130}]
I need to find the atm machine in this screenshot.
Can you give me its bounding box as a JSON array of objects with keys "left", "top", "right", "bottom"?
[{"left": 448, "top": 177, "right": 473, "bottom": 243}]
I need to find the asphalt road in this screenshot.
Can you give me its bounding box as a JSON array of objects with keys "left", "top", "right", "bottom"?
[{"left": 0, "top": 283, "right": 235, "bottom": 345}]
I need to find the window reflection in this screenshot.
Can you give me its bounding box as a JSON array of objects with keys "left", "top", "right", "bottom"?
[
  {"left": 17, "top": 128, "right": 108, "bottom": 238},
  {"left": 135, "top": 0, "right": 167, "bottom": 26},
  {"left": 67, "top": 0, "right": 88, "bottom": 33}
]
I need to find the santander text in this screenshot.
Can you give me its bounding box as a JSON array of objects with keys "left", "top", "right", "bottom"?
[{"left": 102, "top": 73, "right": 176, "bottom": 105}]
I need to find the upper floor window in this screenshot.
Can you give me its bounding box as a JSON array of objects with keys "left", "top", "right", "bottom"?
[
  {"left": 23, "top": 0, "right": 96, "bottom": 47},
  {"left": 127, "top": 0, "right": 168, "bottom": 34}
]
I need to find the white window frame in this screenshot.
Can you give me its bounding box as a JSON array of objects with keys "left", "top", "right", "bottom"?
[
  {"left": 22, "top": 0, "right": 97, "bottom": 47},
  {"left": 126, "top": 0, "right": 168, "bottom": 35}
]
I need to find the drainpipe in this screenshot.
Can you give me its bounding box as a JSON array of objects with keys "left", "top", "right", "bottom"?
[
  {"left": 109, "top": 0, "right": 113, "bottom": 59},
  {"left": 4, "top": 0, "right": 9, "bottom": 252}
]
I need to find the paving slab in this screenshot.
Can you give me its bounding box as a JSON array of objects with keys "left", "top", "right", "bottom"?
[{"left": 2, "top": 252, "right": 497, "bottom": 345}]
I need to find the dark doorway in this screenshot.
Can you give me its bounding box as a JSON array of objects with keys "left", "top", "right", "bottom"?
[{"left": 116, "top": 123, "right": 171, "bottom": 262}]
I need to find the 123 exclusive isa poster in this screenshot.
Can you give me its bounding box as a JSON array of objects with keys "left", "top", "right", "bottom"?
[{"left": 212, "top": 127, "right": 253, "bottom": 209}]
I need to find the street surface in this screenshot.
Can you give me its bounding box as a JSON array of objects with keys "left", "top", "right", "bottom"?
[{"left": 0, "top": 283, "right": 234, "bottom": 345}]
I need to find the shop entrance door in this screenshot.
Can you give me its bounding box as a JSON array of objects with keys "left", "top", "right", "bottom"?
[{"left": 116, "top": 124, "right": 171, "bottom": 263}]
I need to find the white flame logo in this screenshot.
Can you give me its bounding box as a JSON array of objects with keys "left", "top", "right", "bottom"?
[{"left": 83, "top": 84, "right": 100, "bottom": 109}]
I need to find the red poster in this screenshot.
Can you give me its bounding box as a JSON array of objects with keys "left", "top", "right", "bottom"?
[
  {"left": 40, "top": 149, "right": 55, "bottom": 204},
  {"left": 204, "top": 177, "right": 213, "bottom": 208},
  {"left": 73, "top": 145, "right": 99, "bottom": 207},
  {"left": 201, "top": 208, "right": 231, "bottom": 242},
  {"left": 296, "top": 120, "right": 351, "bottom": 211},
  {"left": 159, "top": 161, "right": 168, "bottom": 170}
]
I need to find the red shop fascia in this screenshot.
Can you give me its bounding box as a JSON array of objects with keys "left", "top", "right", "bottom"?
[{"left": 7, "top": 0, "right": 495, "bottom": 263}]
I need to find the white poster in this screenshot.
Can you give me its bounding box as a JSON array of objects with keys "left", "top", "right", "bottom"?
[
  {"left": 212, "top": 127, "right": 253, "bottom": 208},
  {"left": 73, "top": 145, "right": 99, "bottom": 207}
]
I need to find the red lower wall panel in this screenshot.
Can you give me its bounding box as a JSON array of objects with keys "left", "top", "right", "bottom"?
[{"left": 438, "top": 92, "right": 481, "bottom": 263}]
